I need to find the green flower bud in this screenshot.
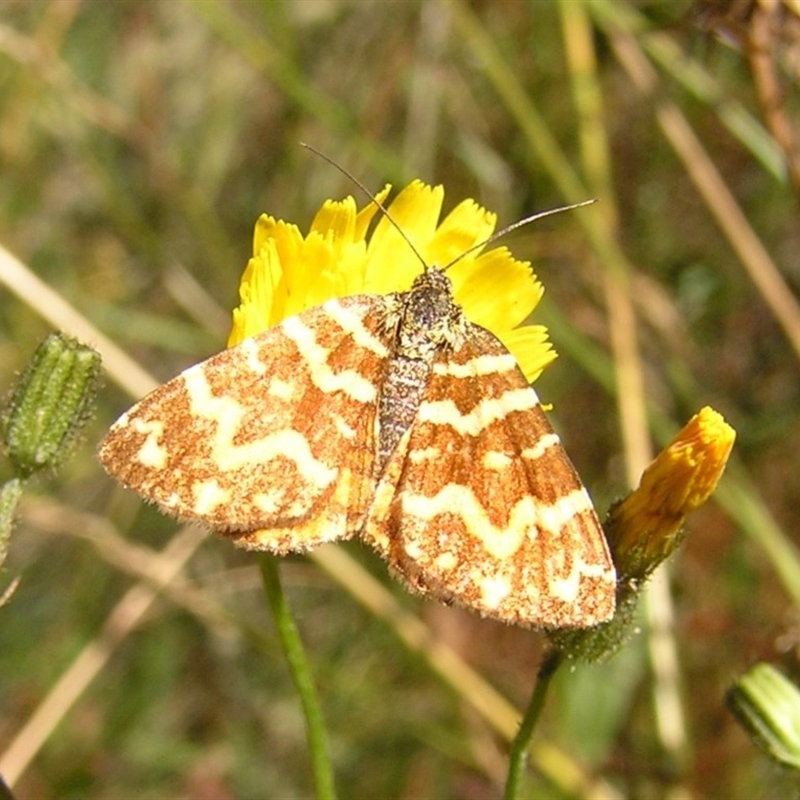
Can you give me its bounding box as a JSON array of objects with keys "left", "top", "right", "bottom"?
[
  {"left": 2, "top": 333, "right": 101, "bottom": 478},
  {"left": 727, "top": 663, "right": 800, "bottom": 770}
]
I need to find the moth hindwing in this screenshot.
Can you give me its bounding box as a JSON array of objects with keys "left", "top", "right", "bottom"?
[{"left": 99, "top": 266, "right": 616, "bottom": 628}]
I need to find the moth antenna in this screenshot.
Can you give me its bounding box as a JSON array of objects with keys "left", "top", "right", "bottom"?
[
  {"left": 440, "top": 198, "right": 597, "bottom": 273},
  {"left": 301, "top": 142, "right": 596, "bottom": 274},
  {"left": 300, "top": 142, "right": 429, "bottom": 269}
]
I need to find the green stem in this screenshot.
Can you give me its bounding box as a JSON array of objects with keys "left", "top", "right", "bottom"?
[
  {"left": 258, "top": 555, "right": 337, "bottom": 800},
  {"left": 0, "top": 478, "right": 24, "bottom": 569},
  {"left": 503, "top": 649, "right": 564, "bottom": 800}
]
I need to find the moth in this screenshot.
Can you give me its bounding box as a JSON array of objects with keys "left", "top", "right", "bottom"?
[
  {"left": 99, "top": 265, "right": 616, "bottom": 629},
  {"left": 99, "top": 182, "right": 616, "bottom": 629}
]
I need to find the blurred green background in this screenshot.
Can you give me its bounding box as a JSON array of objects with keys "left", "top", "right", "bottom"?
[{"left": 1, "top": 0, "right": 799, "bottom": 797}]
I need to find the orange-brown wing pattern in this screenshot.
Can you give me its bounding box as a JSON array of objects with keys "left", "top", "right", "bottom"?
[
  {"left": 362, "top": 323, "right": 615, "bottom": 629},
  {"left": 99, "top": 295, "right": 394, "bottom": 554}
]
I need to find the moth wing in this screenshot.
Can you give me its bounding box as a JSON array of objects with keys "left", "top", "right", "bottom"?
[
  {"left": 362, "top": 324, "right": 615, "bottom": 628},
  {"left": 99, "top": 295, "right": 393, "bottom": 553}
]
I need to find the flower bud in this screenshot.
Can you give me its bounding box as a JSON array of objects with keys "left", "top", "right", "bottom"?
[
  {"left": 728, "top": 663, "right": 800, "bottom": 770},
  {"left": 3, "top": 333, "right": 101, "bottom": 477},
  {"left": 605, "top": 406, "right": 735, "bottom": 583}
]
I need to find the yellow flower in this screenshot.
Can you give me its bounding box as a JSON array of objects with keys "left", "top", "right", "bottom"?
[
  {"left": 228, "top": 180, "right": 555, "bottom": 382},
  {"left": 606, "top": 406, "right": 736, "bottom": 582}
]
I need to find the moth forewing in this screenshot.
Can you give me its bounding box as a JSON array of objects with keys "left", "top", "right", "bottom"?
[
  {"left": 99, "top": 294, "right": 393, "bottom": 553},
  {"left": 360, "top": 316, "right": 615, "bottom": 629}
]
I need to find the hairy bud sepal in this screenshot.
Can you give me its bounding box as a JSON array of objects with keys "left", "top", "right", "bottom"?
[{"left": 3, "top": 333, "right": 101, "bottom": 478}]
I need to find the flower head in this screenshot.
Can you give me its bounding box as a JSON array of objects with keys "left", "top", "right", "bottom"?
[
  {"left": 606, "top": 406, "right": 736, "bottom": 583},
  {"left": 228, "top": 181, "right": 555, "bottom": 382}
]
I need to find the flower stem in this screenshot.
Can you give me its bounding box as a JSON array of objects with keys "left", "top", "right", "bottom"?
[
  {"left": 258, "top": 555, "right": 337, "bottom": 800},
  {"left": 503, "top": 649, "right": 564, "bottom": 799},
  {"left": 0, "top": 478, "right": 23, "bottom": 569}
]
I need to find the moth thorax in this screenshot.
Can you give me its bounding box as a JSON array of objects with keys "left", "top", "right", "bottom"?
[{"left": 400, "top": 268, "right": 462, "bottom": 348}]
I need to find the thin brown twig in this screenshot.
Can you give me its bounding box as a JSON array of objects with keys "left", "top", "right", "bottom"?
[{"left": 746, "top": 1, "right": 800, "bottom": 199}]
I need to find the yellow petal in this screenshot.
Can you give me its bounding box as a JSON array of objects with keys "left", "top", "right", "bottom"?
[
  {"left": 363, "top": 181, "right": 445, "bottom": 294},
  {"left": 450, "top": 246, "right": 544, "bottom": 332},
  {"left": 227, "top": 244, "right": 284, "bottom": 346},
  {"left": 354, "top": 184, "right": 392, "bottom": 241},
  {"left": 253, "top": 215, "right": 302, "bottom": 262},
  {"left": 503, "top": 326, "right": 556, "bottom": 383},
  {"left": 291, "top": 231, "right": 341, "bottom": 311},
  {"left": 310, "top": 197, "right": 358, "bottom": 244},
  {"left": 424, "top": 198, "right": 497, "bottom": 268}
]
